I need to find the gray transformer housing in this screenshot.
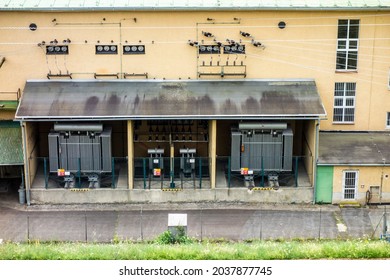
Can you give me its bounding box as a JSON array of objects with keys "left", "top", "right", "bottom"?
[
  {"left": 48, "top": 127, "right": 112, "bottom": 174},
  {"left": 231, "top": 126, "right": 293, "bottom": 172}
]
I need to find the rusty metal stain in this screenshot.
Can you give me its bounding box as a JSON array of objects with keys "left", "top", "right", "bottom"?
[{"left": 16, "top": 80, "right": 326, "bottom": 119}]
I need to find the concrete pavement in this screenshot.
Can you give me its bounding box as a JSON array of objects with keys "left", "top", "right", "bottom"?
[{"left": 0, "top": 191, "right": 389, "bottom": 243}]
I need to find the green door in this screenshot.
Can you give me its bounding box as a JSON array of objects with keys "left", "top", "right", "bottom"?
[
  {"left": 0, "top": 121, "right": 23, "bottom": 166},
  {"left": 316, "top": 166, "right": 333, "bottom": 204}
]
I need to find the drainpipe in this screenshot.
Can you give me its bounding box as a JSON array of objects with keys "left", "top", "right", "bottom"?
[
  {"left": 20, "top": 121, "right": 31, "bottom": 206},
  {"left": 312, "top": 119, "right": 320, "bottom": 205}
]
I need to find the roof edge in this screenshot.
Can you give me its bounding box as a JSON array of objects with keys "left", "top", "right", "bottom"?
[
  {"left": 25, "top": 78, "right": 317, "bottom": 83},
  {"left": 1, "top": 7, "right": 390, "bottom": 12}
]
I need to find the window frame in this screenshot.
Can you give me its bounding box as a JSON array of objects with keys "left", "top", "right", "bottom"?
[
  {"left": 342, "top": 170, "right": 359, "bottom": 200},
  {"left": 336, "top": 19, "right": 360, "bottom": 71},
  {"left": 333, "top": 82, "right": 356, "bottom": 124},
  {"left": 388, "top": 68, "right": 390, "bottom": 90},
  {"left": 386, "top": 112, "right": 390, "bottom": 129}
]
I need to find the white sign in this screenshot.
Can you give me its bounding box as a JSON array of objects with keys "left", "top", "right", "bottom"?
[{"left": 168, "top": 213, "right": 187, "bottom": 227}]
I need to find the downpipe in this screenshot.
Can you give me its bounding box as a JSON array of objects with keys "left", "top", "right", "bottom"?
[
  {"left": 312, "top": 119, "right": 320, "bottom": 205},
  {"left": 20, "top": 121, "right": 31, "bottom": 206}
]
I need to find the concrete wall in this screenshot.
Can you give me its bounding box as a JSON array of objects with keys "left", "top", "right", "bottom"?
[{"left": 30, "top": 187, "right": 313, "bottom": 205}]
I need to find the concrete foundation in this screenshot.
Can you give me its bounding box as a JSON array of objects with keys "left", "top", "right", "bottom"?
[{"left": 30, "top": 187, "right": 314, "bottom": 205}]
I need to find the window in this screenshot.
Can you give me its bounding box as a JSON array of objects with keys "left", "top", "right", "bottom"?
[
  {"left": 387, "top": 112, "right": 390, "bottom": 128},
  {"left": 336, "top": 19, "right": 359, "bottom": 70},
  {"left": 388, "top": 69, "right": 390, "bottom": 89},
  {"left": 343, "top": 170, "right": 358, "bottom": 200},
  {"left": 333, "top": 82, "right": 356, "bottom": 123}
]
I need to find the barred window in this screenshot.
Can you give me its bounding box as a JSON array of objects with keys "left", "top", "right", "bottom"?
[
  {"left": 336, "top": 19, "right": 359, "bottom": 71},
  {"left": 333, "top": 82, "right": 356, "bottom": 123},
  {"left": 343, "top": 171, "right": 358, "bottom": 200},
  {"left": 387, "top": 112, "right": 390, "bottom": 128}
]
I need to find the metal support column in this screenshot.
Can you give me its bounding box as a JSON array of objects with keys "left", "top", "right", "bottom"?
[
  {"left": 44, "top": 157, "right": 48, "bottom": 189},
  {"left": 199, "top": 157, "right": 202, "bottom": 189},
  {"left": 227, "top": 157, "right": 231, "bottom": 188},
  {"left": 295, "top": 156, "right": 299, "bottom": 187},
  {"left": 111, "top": 158, "right": 115, "bottom": 189},
  {"left": 20, "top": 121, "right": 30, "bottom": 206},
  {"left": 143, "top": 158, "right": 147, "bottom": 189}
]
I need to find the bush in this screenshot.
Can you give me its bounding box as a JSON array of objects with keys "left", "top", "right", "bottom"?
[{"left": 155, "top": 226, "right": 193, "bottom": 245}]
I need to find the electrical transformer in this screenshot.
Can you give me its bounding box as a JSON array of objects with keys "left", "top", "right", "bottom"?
[
  {"left": 180, "top": 148, "right": 196, "bottom": 175},
  {"left": 231, "top": 123, "right": 293, "bottom": 173},
  {"left": 179, "top": 148, "right": 196, "bottom": 188},
  {"left": 148, "top": 148, "right": 164, "bottom": 173},
  {"left": 48, "top": 123, "right": 112, "bottom": 188}
]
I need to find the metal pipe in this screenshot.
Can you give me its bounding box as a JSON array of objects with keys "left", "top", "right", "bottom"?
[
  {"left": 111, "top": 157, "right": 115, "bottom": 189},
  {"left": 199, "top": 157, "right": 202, "bottom": 189},
  {"left": 295, "top": 156, "right": 299, "bottom": 188},
  {"left": 261, "top": 156, "right": 264, "bottom": 187},
  {"left": 142, "top": 158, "right": 147, "bottom": 190},
  {"left": 227, "top": 157, "right": 231, "bottom": 188},
  {"left": 54, "top": 123, "right": 103, "bottom": 132},
  {"left": 44, "top": 157, "right": 48, "bottom": 189},
  {"left": 313, "top": 119, "right": 320, "bottom": 204},
  {"left": 20, "top": 121, "right": 30, "bottom": 206}
]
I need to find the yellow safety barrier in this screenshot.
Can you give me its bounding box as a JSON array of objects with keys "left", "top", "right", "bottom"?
[
  {"left": 161, "top": 188, "right": 183, "bottom": 192},
  {"left": 252, "top": 187, "right": 274, "bottom": 191},
  {"left": 70, "top": 188, "right": 90, "bottom": 192}
]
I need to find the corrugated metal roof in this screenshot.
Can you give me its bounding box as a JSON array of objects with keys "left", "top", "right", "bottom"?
[
  {"left": 0, "top": 0, "right": 389, "bottom": 11},
  {"left": 318, "top": 132, "right": 390, "bottom": 165},
  {"left": 0, "top": 121, "right": 23, "bottom": 166},
  {"left": 15, "top": 79, "right": 325, "bottom": 121}
]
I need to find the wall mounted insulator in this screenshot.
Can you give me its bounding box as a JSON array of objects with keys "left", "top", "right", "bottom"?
[
  {"left": 251, "top": 39, "right": 265, "bottom": 49},
  {"left": 188, "top": 40, "right": 199, "bottom": 47},
  {"left": 240, "top": 31, "right": 252, "bottom": 38},
  {"left": 202, "top": 31, "right": 214, "bottom": 37}
]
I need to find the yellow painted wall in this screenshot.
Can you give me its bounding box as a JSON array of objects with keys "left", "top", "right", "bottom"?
[
  {"left": 303, "top": 120, "right": 316, "bottom": 184},
  {"left": 0, "top": 110, "right": 15, "bottom": 120},
  {"left": 1, "top": 10, "right": 390, "bottom": 132},
  {"left": 332, "top": 165, "right": 390, "bottom": 204},
  {"left": 23, "top": 122, "right": 38, "bottom": 188}
]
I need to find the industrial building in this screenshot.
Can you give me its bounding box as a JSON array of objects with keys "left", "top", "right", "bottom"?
[{"left": 1, "top": 0, "right": 390, "bottom": 205}]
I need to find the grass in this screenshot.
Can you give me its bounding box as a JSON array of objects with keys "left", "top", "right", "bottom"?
[{"left": 1, "top": 239, "right": 390, "bottom": 260}]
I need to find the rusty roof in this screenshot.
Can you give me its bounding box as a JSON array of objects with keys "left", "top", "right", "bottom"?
[
  {"left": 318, "top": 132, "right": 390, "bottom": 166},
  {"left": 15, "top": 79, "right": 325, "bottom": 121}
]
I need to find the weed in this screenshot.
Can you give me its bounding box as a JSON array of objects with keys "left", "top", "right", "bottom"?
[{"left": 155, "top": 226, "right": 193, "bottom": 245}]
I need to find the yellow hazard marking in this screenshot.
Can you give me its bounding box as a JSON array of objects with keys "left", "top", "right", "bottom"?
[
  {"left": 161, "top": 188, "right": 183, "bottom": 192},
  {"left": 252, "top": 187, "right": 274, "bottom": 191}
]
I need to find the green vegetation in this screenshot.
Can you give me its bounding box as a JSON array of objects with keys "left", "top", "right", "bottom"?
[{"left": 1, "top": 238, "right": 390, "bottom": 260}]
